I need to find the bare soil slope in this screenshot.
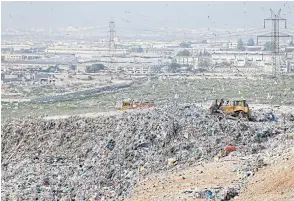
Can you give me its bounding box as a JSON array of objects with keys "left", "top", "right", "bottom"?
[
  {"left": 128, "top": 150, "right": 294, "bottom": 201},
  {"left": 237, "top": 150, "right": 294, "bottom": 201}
]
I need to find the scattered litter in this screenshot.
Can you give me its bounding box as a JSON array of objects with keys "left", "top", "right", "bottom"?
[
  {"left": 168, "top": 158, "right": 177, "bottom": 166},
  {"left": 2, "top": 104, "right": 294, "bottom": 200}
]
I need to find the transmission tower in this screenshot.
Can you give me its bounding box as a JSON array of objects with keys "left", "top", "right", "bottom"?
[
  {"left": 257, "top": 9, "right": 293, "bottom": 77},
  {"left": 108, "top": 19, "right": 116, "bottom": 55}
]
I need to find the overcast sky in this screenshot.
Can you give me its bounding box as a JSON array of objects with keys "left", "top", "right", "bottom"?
[{"left": 2, "top": 1, "right": 294, "bottom": 30}]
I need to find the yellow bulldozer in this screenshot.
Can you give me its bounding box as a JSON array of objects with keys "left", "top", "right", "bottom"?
[
  {"left": 209, "top": 99, "right": 251, "bottom": 120},
  {"left": 118, "top": 100, "right": 155, "bottom": 111}
]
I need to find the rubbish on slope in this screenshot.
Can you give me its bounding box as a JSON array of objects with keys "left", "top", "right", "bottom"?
[{"left": 1, "top": 104, "right": 293, "bottom": 200}]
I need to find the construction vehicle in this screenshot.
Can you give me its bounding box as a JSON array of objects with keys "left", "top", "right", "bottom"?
[
  {"left": 118, "top": 100, "right": 155, "bottom": 111},
  {"left": 209, "top": 99, "right": 251, "bottom": 120}
]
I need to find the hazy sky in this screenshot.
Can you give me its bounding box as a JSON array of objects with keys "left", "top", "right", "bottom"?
[{"left": 2, "top": 1, "right": 294, "bottom": 30}]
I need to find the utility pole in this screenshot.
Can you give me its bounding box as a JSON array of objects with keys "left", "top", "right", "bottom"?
[{"left": 257, "top": 9, "right": 293, "bottom": 77}]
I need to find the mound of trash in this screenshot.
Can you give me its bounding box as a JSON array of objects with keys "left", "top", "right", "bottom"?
[
  {"left": 250, "top": 108, "right": 277, "bottom": 122},
  {"left": 1, "top": 104, "right": 292, "bottom": 200}
]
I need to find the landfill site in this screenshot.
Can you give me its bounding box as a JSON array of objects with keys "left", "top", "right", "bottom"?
[
  {"left": 2, "top": 74, "right": 294, "bottom": 201},
  {"left": 2, "top": 1, "right": 294, "bottom": 201}
]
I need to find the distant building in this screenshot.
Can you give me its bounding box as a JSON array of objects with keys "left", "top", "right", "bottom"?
[
  {"left": 244, "top": 46, "right": 263, "bottom": 51},
  {"left": 1, "top": 44, "right": 31, "bottom": 51},
  {"left": 32, "top": 73, "right": 56, "bottom": 85},
  {"left": 285, "top": 46, "right": 294, "bottom": 52},
  {"left": 175, "top": 56, "right": 199, "bottom": 69},
  {"left": 1, "top": 53, "right": 42, "bottom": 61},
  {"left": 1, "top": 73, "right": 23, "bottom": 83},
  {"left": 46, "top": 47, "right": 127, "bottom": 56},
  {"left": 212, "top": 51, "right": 272, "bottom": 68}
]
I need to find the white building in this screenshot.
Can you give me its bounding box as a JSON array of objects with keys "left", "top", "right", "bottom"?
[
  {"left": 46, "top": 47, "right": 127, "bottom": 56},
  {"left": 1, "top": 44, "right": 32, "bottom": 51},
  {"left": 211, "top": 51, "right": 294, "bottom": 73},
  {"left": 175, "top": 56, "right": 199, "bottom": 68},
  {"left": 1, "top": 53, "right": 43, "bottom": 61},
  {"left": 212, "top": 51, "right": 272, "bottom": 68}
]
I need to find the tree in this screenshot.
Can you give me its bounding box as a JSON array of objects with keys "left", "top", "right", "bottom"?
[
  {"left": 44, "top": 66, "right": 59, "bottom": 73},
  {"left": 180, "top": 42, "right": 191, "bottom": 48},
  {"left": 86, "top": 64, "right": 105, "bottom": 73},
  {"left": 198, "top": 59, "right": 211, "bottom": 67},
  {"left": 176, "top": 50, "right": 190, "bottom": 56},
  {"left": 264, "top": 41, "right": 271, "bottom": 51},
  {"left": 70, "top": 65, "right": 77, "bottom": 71},
  {"left": 186, "top": 66, "right": 192, "bottom": 71},
  {"left": 247, "top": 38, "right": 255, "bottom": 46},
  {"left": 237, "top": 39, "right": 244, "bottom": 50},
  {"left": 201, "top": 40, "right": 208, "bottom": 44},
  {"left": 168, "top": 63, "right": 181, "bottom": 73},
  {"left": 138, "top": 47, "right": 144, "bottom": 53}
]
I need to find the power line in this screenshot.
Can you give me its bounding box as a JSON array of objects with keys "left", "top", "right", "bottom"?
[
  {"left": 108, "top": 19, "right": 116, "bottom": 55},
  {"left": 257, "top": 9, "right": 293, "bottom": 77}
]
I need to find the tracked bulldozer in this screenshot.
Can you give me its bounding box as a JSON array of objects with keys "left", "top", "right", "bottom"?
[
  {"left": 209, "top": 99, "right": 251, "bottom": 120},
  {"left": 118, "top": 100, "right": 155, "bottom": 111}
]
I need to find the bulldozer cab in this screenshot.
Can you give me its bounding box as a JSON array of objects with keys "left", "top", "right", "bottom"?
[
  {"left": 122, "top": 101, "right": 131, "bottom": 106},
  {"left": 119, "top": 100, "right": 133, "bottom": 111},
  {"left": 234, "top": 100, "right": 245, "bottom": 107},
  {"left": 233, "top": 100, "right": 249, "bottom": 108},
  {"left": 233, "top": 100, "right": 250, "bottom": 117}
]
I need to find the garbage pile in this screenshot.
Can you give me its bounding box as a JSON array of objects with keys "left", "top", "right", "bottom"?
[
  {"left": 250, "top": 108, "right": 277, "bottom": 122},
  {"left": 2, "top": 104, "right": 293, "bottom": 200},
  {"left": 183, "top": 186, "right": 239, "bottom": 200}
]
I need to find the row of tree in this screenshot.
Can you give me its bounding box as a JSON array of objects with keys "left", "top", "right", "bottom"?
[
  {"left": 85, "top": 64, "right": 105, "bottom": 73},
  {"left": 237, "top": 38, "right": 272, "bottom": 51},
  {"left": 237, "top": 38, "right": 255, "bottom": 50},
  {"left": 237, "top": 39, "right": 293, "bottom": 51}
]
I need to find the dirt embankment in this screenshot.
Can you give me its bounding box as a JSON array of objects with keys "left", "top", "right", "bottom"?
[
  {"left": 237, "top": 149, "right": 294, "bottom": 201},
  {"left": 127, "top": 149, "right": 294, "bottom": 201}
]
